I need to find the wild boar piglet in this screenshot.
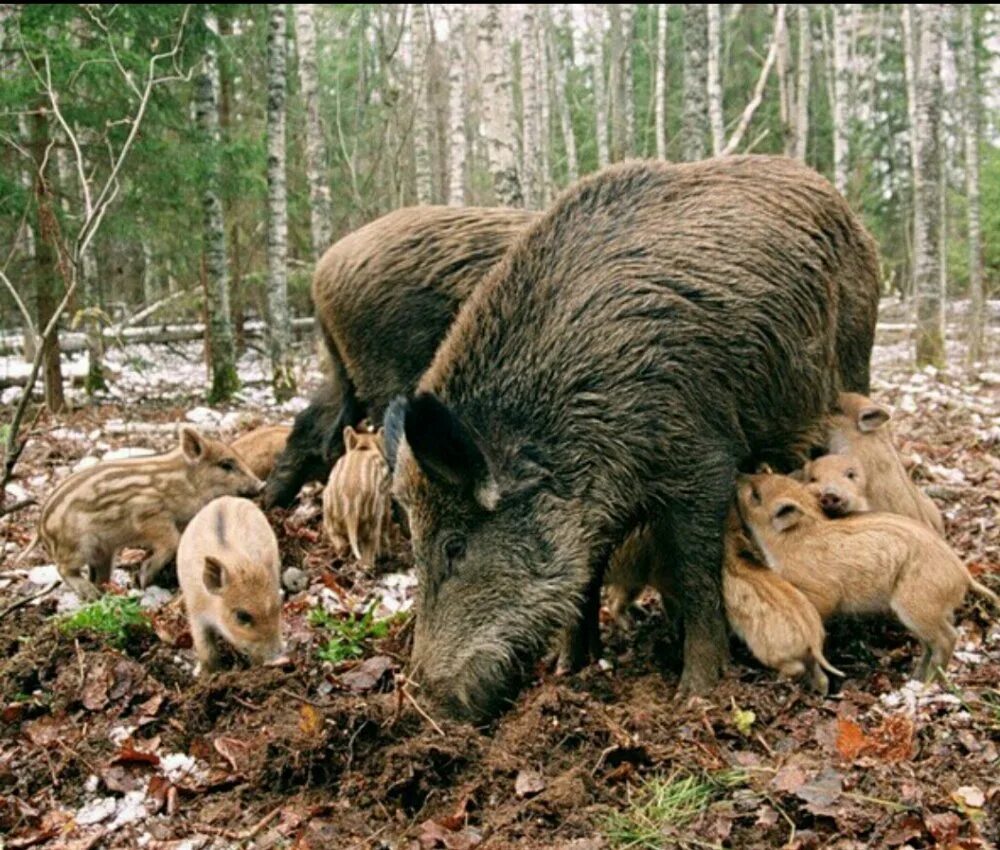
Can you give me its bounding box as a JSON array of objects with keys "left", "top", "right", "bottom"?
[
  {"left": 803, "top": 453, "right": 870, "bottom": 518},
  {"left": 230, "top": 425, "right": 291, "bottom": 481},
  {"left": 322, "top": 426, "right": 392, "bottom": 569},
  {"left": 826, "top": 393, "right": 944, "bottom": 533},
  {"left": 29, "top": 426, "right": 262, "bottom": 600},
  {"left": 178, "top": 496, "right": 285, "bottom": 674},
  {"left": 737, "top": 472, "right": 998, "bottom": 681}
]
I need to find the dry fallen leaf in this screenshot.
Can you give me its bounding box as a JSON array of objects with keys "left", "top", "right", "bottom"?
[
  {"left": 514, "top": 769, "right": 546, "bottom": 799},
  {"left": 835, "top": 717, "right": 869, "bottom": 761},
  {"left": 951, "top": 785, "right": 985, "bottom": 809},
  {"left": 298, "top": 704, "right": 324, "bottom": 737}
]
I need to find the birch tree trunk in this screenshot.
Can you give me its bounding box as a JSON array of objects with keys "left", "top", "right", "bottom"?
[
  {"left": 960, "top": 5, "right": 983, "bottom": 364},
  {"left": 520, "top": 4, "right": 540, "bottom": 208},
  {"left": 913, "top": 4, "right": 945, "bottom": 368},
  {"left": 794, "top": 5, "right": 811, "bottom": 161},
  {"left": 832, "top": 4, "right": 852, "bottom": 195},
  {"left": 901, "top": 5, "right": 919, "bottom": 300},
  {"left": 266, "top": 4, "right": 294, "bottom": 401},
  {"left": 478, "top": 4, "right": 522, "bottom": 205},
  {"left": 538, "top": 11, "right": 552, "bottom": 205},
  {"left": 585, "top": 5, "right": 609, "bottom": 169},
  {"left": 682, "top": 4, "right": 709, "bottom": 161},
  {"left": 446, "top": 5, "right": 466, "bottom": 206},
  {"left": 608, "top": 4, "right": 626, "bottom": 162},
  {"left": 622, "top": 4, "right": 635, "bottom": 156},
  {"left": 197, "top": 10, "right": 239, "bottom": 403},
  {"left": 294, "top": 4, "right": 333, "bottom": 258},
  {"left": 707, "top": 3, "right": 724, "bottom": 155},
  {"left": 776, "top": 3, "right": 794, "bottom": 156},
  {"left": 548, "top": 8, "right": 578, "bottom": 182},
  {"left": 411, "top": 2, "right": 433, "bottom": 205},
  {"left": 655, "top": 4, "right": 668, "bottom": 160}
]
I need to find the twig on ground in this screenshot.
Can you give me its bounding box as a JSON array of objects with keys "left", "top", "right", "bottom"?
[
  {"left": 0, "top": 581, "right": 58, "bottom": 621},
  {"left": 196, "top": 804, "right": 283, "bottom": 840},
  {"left": 0, "top": 498, "right": 37, "bottom": 518}
]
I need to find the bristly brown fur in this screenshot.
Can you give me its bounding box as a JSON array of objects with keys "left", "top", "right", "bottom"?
[
  {"left": 264, "top": 206, "right": 537, "bottom": 508},
  {"left": 396, "top": 156, "right": 882, "bottom": 720}
]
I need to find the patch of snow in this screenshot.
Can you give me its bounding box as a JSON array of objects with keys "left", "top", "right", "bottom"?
[
  {"left": 109, "top": 789, "right": 149, "bottom": 830},
  {"left": 1, "top": 386, "right": 21, "bottom": 405},
  {"left": 185, "top": 406, "right": 221, "bottom": 426},
  {"left": 49, "top": 427, "right": 88, "bottom": 442},
  {"left": 109, "top": 724, "right": 137, "bottom": 745},
  {"left": 84, "top": 774, "right": 100, "bottom": 793},
  {"left": 978, "top": 371, "right": 1000, "bottom": 386},
  {"left": 160, "top": 752, "right": 203, "bottom": 784},
  {"left": 112, "top": 568, "right": 136, "bottom": 589},
  {"left": 136, "top": 585, "right": 173, "bottom": 609},
  {"left": 926, "top": 464, "right": 966, "bottom": 486},
  {"left": 4, "top": 481, "right": 30, "bottom": 502},
  {"left": 76, "top": 796, "right": 118, "bottom": 826},
  {"left": 55, "top": 589, "right": 85, "bottom": 614},
  {"left": 899, "top": 394, "right": 917, "bottom": 414},
  {"left": 376, "top": 571, "right": 418, "bottom": 616},
  {"left": 28, "top": 565, "right": 61, "bottom": 586}
]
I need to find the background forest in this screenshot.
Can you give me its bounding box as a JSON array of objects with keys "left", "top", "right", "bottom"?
[{"left": 0, "top": 4, "right": 997, "bottom": 411}]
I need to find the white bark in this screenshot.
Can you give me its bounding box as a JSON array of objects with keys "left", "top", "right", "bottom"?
[
  {"left": 411, "top": 3, "right": 433, "bottom": 204},
  {"left": 446, "top": 5, "right": 466, "bottom": 206},
  {"left": 961, "top": 4, "right": 983, "bottom": 363},
  {"left": 548, "top": 7, "right": 578, "bottom": 182},
  {"left": 585, "top": 5, "right": 609, "bottom": 169},
  {"left": 794, "top": 5, "right": 811, "bottom": 161},
  {"left": 913, "top": 4, "right": 945, "bottom": 367},
  {"left": 266, "top": 3, "right": 294, "bottom": 399},
  {"left": 197, "top": 9, "right": 238, "bottom": 400},
  {"left": 655, "top": 4, "right": 668, "bottom": 160},
  {"left": 520, "top": 4, "right": 540, "bottom": 208},
  {"left": 776, "top": 3, "right": 793, "bottom": 155},
  {"left": 832, "top": 4, "right": 852, "bottom": 195},
  {"left": 622, "top": 4, "right": 635, "bottom": 155},
  {"left": 478, "top": 4, "right": 521, "bottom": 205},
  {"left": 707, "top": 3, "right": 724, "bottom": 155},
  {"left": 682, "top": 3, "right": 709, "bottom": 161},
  {"left": 538, "top": 8, "right": 552, "bottom": 204},
  {"left": 294, "top": 4, "right": 333, "bottom": 257}
]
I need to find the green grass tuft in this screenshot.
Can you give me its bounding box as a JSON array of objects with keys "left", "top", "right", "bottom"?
[
  {"left": 60, "top": 595, "right": 150, "bottom": 647},
  {"left": 310, "top": 600, "right": 392, "bottom": 664}
]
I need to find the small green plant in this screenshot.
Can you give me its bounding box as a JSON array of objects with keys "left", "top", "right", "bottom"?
[
  {"left": 604, "top": 770, "right": 747, "bottom": 849},
  {"left": 310, "top": 600, "right": 391, "bottom": 664},
  {"left": 60, "top": 596, "right": 150, "bottom": 647}
]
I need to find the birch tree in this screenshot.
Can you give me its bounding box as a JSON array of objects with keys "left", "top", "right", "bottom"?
[
  {"left": 446, "top": 5, "right": 466, "bottom": 206},
  {"left": 266, "top": 4, "right": 294, "bottom": 400},
  {"left": 478, "top": 4, "right": 521, "bottom": 205},
  {"left": 585, "top": 5, "right": 609, "bottom": 169},
  {"left": 960, "top": 5, "right": 983, "bottom": 364},
  {"left": 608, "top": 4, "right": 626, "bottom": 162},
  {"left": 776, "top": 3, "right": 794, "bottom": 156},
  {"left": 537, "top": 10, "right": 552, "bottom": 204},
  {"left": 707, "top": 3, "right": 724, "bottom": 155},
  {"left": 548, "top": 7, "right": 578, "bottom": 182},
  {"left": 294, "top": 4, "right": 333, "bottom": 258},
  {"left": 622, "top": 4, "right": 636, "bottom": 156},
  {"left": 411, "top": 2, "right": 433, "bottom": 205},
  {"left": 520, "top": 4, "right": 540, "bottom": 207},
  {"left": 655, "top": 4, "right": 668, "bottom": 160},
  {"left": 198, "top": 10, "right": 238, "bottom": 402},
  {"left": 794, "top": 5, "right": 811, "bottom": 161},
  {"left": 912, "top": 4, "right": 945, "bottom": 367},
  {"left": 832, "top": 4, "right": 852, "bottom": 195},
  {"left": 682, "top": 4, "right": 709, "bottom": 161}
]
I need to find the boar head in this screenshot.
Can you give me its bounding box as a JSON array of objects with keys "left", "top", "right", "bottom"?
[
  {"left": 203, "top": 554, "right": 285, "bottom": 664},
  {"left": 386, "top": 393, "right": 587, "bottom": 723},
  {"left": 182, "top": 428, "right": 263, "bottom": 500}
]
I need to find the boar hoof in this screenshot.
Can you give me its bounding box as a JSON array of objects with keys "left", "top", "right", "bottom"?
[{"left": 676, "top": 664, "right": 721, "bottom": 699}]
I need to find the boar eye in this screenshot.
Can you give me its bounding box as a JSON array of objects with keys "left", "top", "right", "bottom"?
[
  {"left": 234, "top": 609, "right": 253, "bottom": 627},
  {"left": 443, "top": 537, "right": 466, "bottom": 568},
  {"left": 750, "top": 486, "right": 761, "bottom": 505},
  {"left": 218, "top": 459, "right": 238, "bottom": 473},
  {"left": 846, "top": 470, "right": 857, "bottom": 480}
]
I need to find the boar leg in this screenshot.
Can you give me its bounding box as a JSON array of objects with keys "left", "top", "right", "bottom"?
[
  {"left": 85, "top": 546, "right": 115, "bottom": 589},
  {"left": 554, "top": 558, "right": 608, "bottom": 675},
  {"left": 670, "top": 494, "right": 730, "bottom": 696},
  {"left": 192, "top": 621, "right": 223, "bottom": 675},
  {"left": 138, "top": 522, "right": 180, "bottom": 589},
  {"left": 892, "top": 599, "right": 958, "bottom": 681},
  {"left": 58, "top": 553, "right": 101, "bottom": 601}
]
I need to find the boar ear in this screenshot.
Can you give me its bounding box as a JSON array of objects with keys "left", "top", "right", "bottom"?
[
  {"left": 857, "top": 404, "right": 890, "bottom": 433},
  {"left": 403, "top": 392, "right": 495, "bottom": 505},
  {"left": 343, "top": 426, "right": 358, "bottom": 451},
  {"left": 383, "top": 397, "right": 406, "bottom": 472},
  {"left": 755, "top": 462, "right": 774, "bottom": 475},
  {"left": 771, "top": 500, "right": 803, "bottom": 532},
  {"left": 180, "top": 427, "right": 206, "bottom": 463},
  {"left": 203, "top": 556, "right": 227, "bottom": 593}
]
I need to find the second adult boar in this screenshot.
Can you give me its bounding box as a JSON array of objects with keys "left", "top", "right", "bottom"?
[
  {"left": 264, "top": 206, "right": 538, "bottom": 507},
  {"left": 389, "top": 156, "right": 881, "bottom": 721}
]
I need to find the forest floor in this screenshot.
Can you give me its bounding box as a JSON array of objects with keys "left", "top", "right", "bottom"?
[{"left": 1, "top": 314, "right": 999, "bottom": 850}]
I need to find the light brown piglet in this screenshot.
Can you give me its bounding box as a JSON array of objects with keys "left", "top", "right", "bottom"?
[
  {"left": 230, "top": 425, "right": 291, "bottom": 481},
  {"left": 177, "top": 496, "right": 285, "bottom": 674},
  {"left": 826, "top": 392, "right": 944, "bottom": 533},
  {"left": 738, "top": 472, "right": 998, "bottom": 681},
  {"left": 322, "top": 426, "right": 392, "bottom": 569},
  {"left": 28, "top": 427, "right": 262, "bottom": 600},
  {"left": 803, "top": 453, "right": 871, "bottom": 518}
]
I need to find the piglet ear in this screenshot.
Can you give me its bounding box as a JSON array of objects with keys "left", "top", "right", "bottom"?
[
  {"left": 755, "top": 462, "right": 775, "bottom": 475},
  {"left": 343, "top": 426, "right": 359, "bottom": 452},
  {"left": 857, "top": 404, "right": 890, "bottom": 433},
  {"left": 403, "top": 392, "right": 497, "bottom": 508},
  {"left": 180, "top": 426, "right": 206, "bottom": 463},
  {"left": 771, "top": 500, "right": 804, "bottom": 532},
  {"left": 203, "top": 556, "right": 227, "bottom": 594}
]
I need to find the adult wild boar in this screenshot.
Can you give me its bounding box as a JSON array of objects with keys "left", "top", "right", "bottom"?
[
  {"left": 263, "top": 206, "right": 538, "bottom": 508},
  {"left": 387, "top": 156, "right": 881, "bottom": 721}
]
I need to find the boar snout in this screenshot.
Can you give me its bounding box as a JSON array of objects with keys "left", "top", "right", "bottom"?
[{"left": 818, "top": 489, "right": 848, "bottom": 517}]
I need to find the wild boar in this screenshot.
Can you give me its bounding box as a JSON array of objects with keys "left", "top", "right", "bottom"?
[
  {"left": 826, "top": 392, "right": 944, "bottom": 534},
  {"left": 322, "top": 427, "right": 392, "bottom": 569},
  {"left": 264, "top": 206, "right": 539, "bottom": 508},
  {"left": 29, "top": 427, "right": 262, "bottom": 600},
  {"left": 387, "top": 156, "right": 881, "bottom": 721},
  {"left": 230, "top": 425, "right": 291, "bottom": 481},
  {"left": 177, "top": 496, "right": 284, "bottom": 674},
  {"left": 803, "top": 453, "right": 871, "bottom": 517},
  {"left": 737, "top": 471, "right": 998, "bottom": 680}
]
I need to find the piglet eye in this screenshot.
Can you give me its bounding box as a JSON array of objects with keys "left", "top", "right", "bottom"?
[
  {"left": 219, "top": 459, "right": 237, "bottom": 473},
  {"left": 235, "top": 609, "right": 253, "bottom": 627},
  {"left": 751, "top": 486, "right": 761, "bottom": 505},
  {"left": 846, "top": 470, "right": 856, "bottom": 480}
]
